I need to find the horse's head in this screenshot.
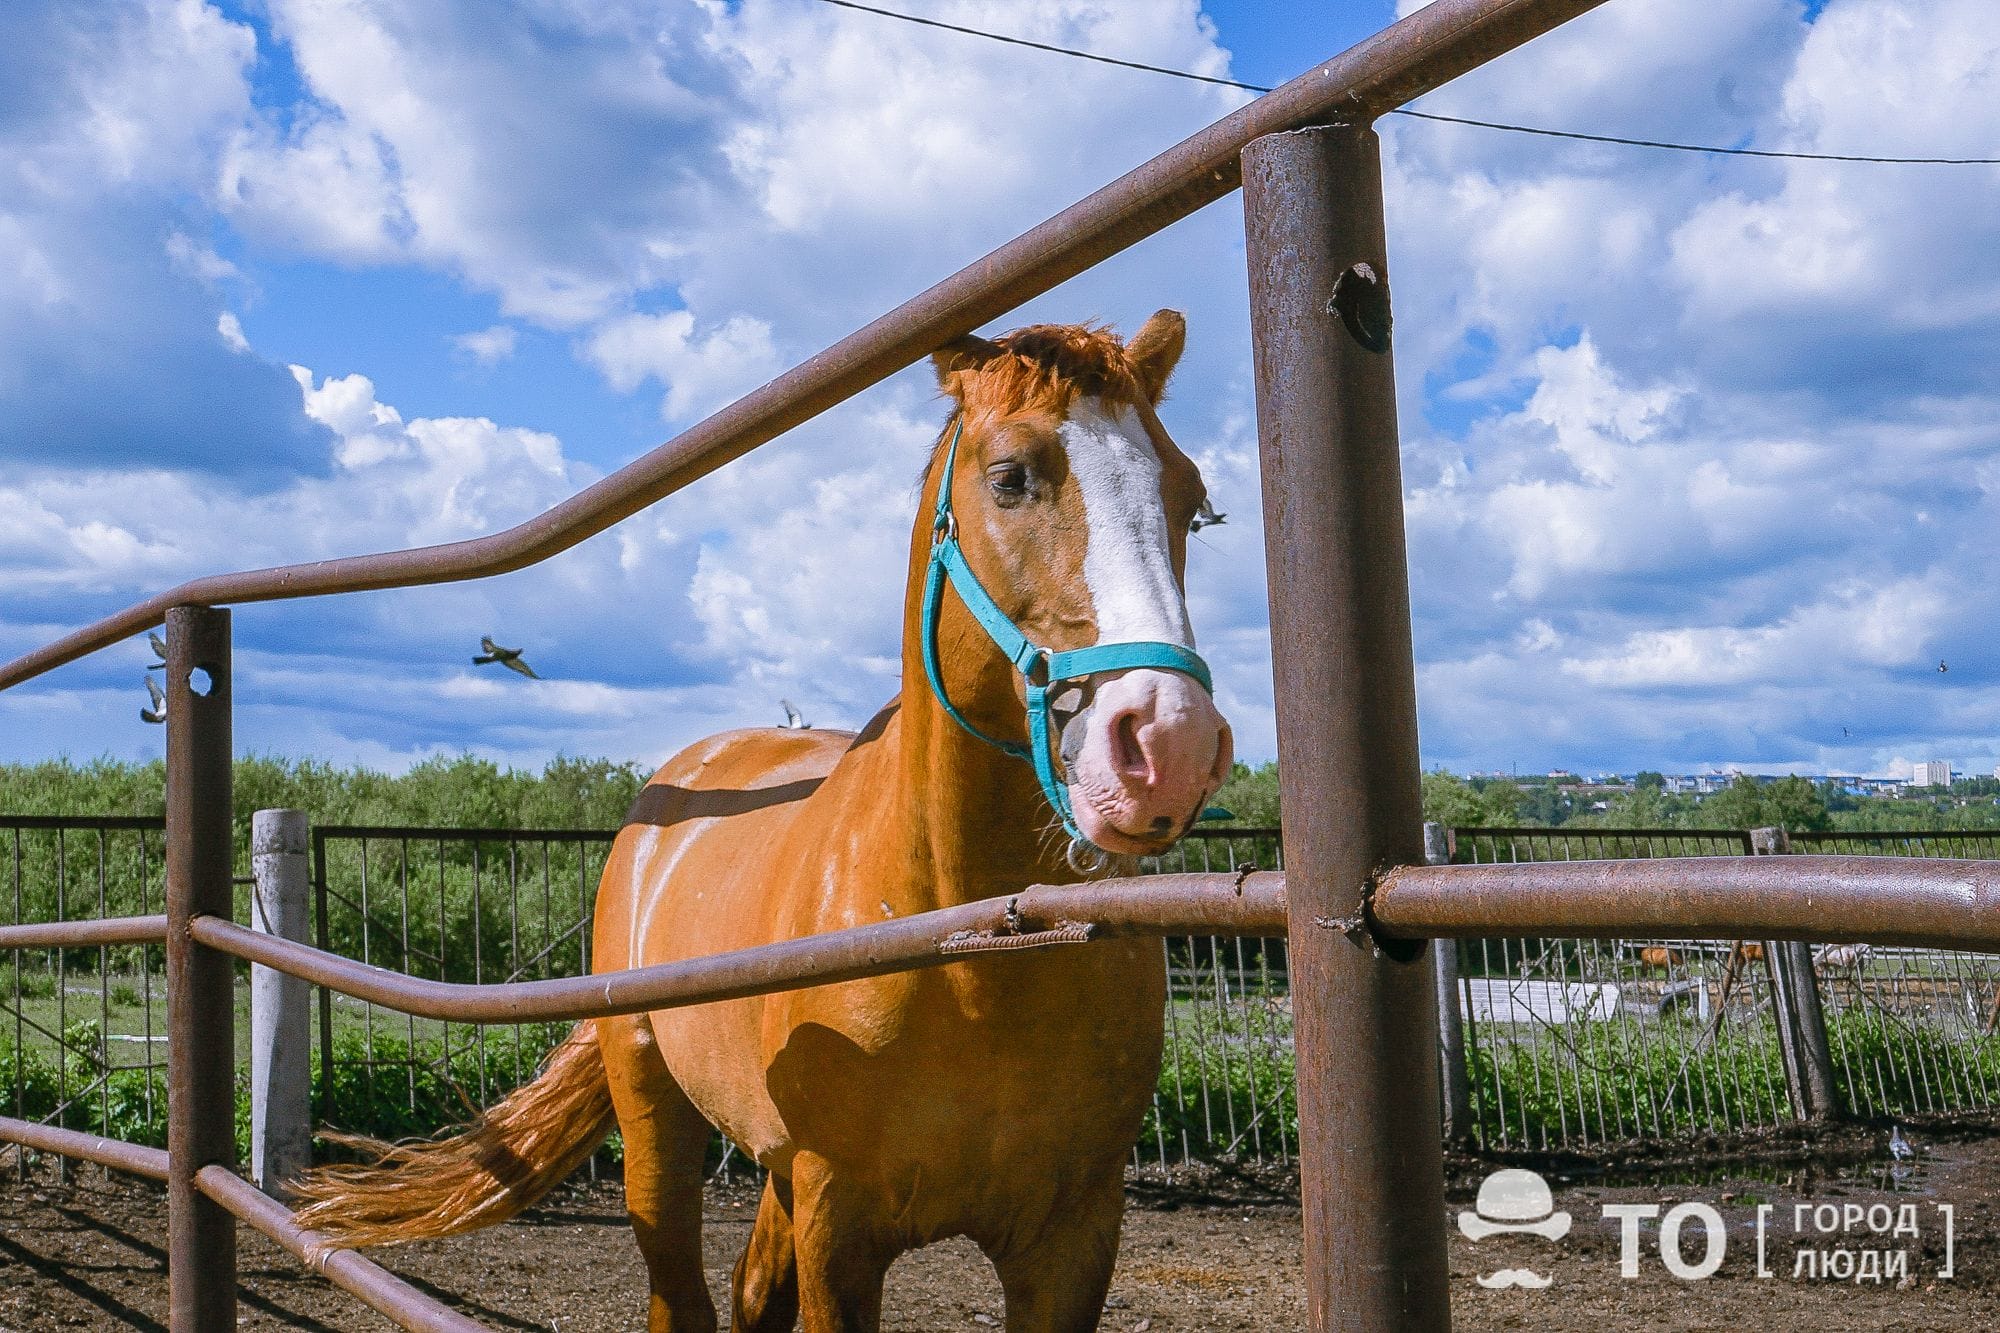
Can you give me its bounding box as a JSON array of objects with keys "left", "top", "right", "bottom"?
[{"left": 921, "top": 311, "right": 1234, "bottom": 857}]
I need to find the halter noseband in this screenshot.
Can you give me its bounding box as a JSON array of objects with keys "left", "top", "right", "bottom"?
[{"left": 919, "top": 414, "right": 1216, "bottom": 861}]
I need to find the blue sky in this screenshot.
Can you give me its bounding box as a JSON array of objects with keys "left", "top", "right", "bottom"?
[{"left": 3, "top": 0, "right": 1999, "bottom": 783}]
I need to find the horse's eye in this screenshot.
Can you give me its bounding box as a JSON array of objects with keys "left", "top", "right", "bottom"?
[{"left": 987, "top": 462, "right": 1029, "bottom": 504}]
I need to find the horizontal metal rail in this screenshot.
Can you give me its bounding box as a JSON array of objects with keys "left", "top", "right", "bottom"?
[
  {"left": 1373, "top": 855, "right": 2000, "bottom": 952},
  {"left": 192, "top": 872, "right": 1289, "bottom": 1023},
  {"left": 1450, "top": 825, "right": 1754, "bottom": 843},
  {"left": 0, "top": 1114, "right": 172, "bottom": 1181},
  {"left": 0, "top": 913, "right": 168, "bottom": 949},
  {"left": 194, "top": 1167, "right": 486, "bottom": 1333},
  {"left": 0, "top": 815, "right": 166, "bottom": 831},
  {"left": 314, "top": 824, "right": 618, "bottom": 843},
  {"left": 0, "top": 1117, "right": 484, "bottom": 1332},
  {"left": 0, "top": 0, "right": 1606, "bottom": 692}
]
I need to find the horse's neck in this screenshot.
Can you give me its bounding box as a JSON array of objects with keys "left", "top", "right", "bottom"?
[{"left": 854, "top": 689, "right": 1072, "bottom": 911}]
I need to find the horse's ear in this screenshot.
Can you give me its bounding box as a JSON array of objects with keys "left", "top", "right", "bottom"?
[
  {"left": 931, "top": 335, "right": 1004, "bottom": 393},
  {"left": 1127, "top": 309, "right": 1186, "bottom": 404}
]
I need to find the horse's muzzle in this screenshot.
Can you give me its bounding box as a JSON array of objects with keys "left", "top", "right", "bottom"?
[{"left": 1060, "top": 668, "right": 1232, "bottom": 855}]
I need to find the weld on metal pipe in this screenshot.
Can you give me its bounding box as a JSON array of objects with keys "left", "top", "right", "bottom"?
[
  {"left": 164, "top": 606, "right": 236, "bottom": 1332},
  {"left": 1245, "top": 124, "right": 1451, "bottom": 1332},
  {"left": 0, "top": 0, "right": 1610, "bottom": 693},
  {"left": 1371, "top": 856, "right": 2000, "bottom": 953},
  {"left": 190, "top": 872, "right": 1288, "bottom": 1024}
]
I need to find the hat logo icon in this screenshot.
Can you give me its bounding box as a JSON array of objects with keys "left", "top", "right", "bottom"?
[{"left": 1458, "top": 1168, "right": 1570, "bottom": 1289}]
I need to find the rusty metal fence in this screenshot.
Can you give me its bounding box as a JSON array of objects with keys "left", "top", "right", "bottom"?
[
  {"left": 1793, "top": 831, "right": 2000, "bottom": 1122},
  {"left": 303, "top": 823, "right": 1295, "bottom": 1171},
  {"left": 8, "top": 0, "right": 2000, "bottom": 1328},
  {"left": 14, "top": 818, "right": 2000, "bottom": 1174},
  {"left": 292, "top": 823, "right": 2000, "bottom": 1164}
]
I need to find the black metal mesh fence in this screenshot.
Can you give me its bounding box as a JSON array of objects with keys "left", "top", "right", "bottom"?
[{"left": 0, "top": 816, "right": 170, "bottom": 1173}]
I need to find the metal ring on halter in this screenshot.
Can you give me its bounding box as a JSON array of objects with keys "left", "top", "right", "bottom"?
[{"left": 1065, "top": 837, "right": 1111, "bottom": 875}]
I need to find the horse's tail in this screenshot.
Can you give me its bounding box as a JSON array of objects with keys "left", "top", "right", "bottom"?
[{"left": 290, "top": 1023, "right": 615, "bottom": 1252}]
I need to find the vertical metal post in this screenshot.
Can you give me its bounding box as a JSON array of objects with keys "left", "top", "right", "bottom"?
[
  {"left": 250, "top": 809, "right": 312, "bottom": 1195},
  {"left": 1245, "top": 125, "right": 1451, "bottom": 1331},
  {"left": 1425, "top": 824, "right": 1472, "bottom": 1143},
  {"left": 313, "top": 829, "right": 334, "bottom": 1127},
  {"left": 165, "top": 606, "right": 236, "bottom": 1330},
  {"left": 1751, "top": 827, "right": 1843, "bottom": 1121}
]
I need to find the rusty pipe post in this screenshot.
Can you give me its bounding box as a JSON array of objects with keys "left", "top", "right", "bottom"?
[
  {"left": 1244, "top": 125, "right": 1451, "bottom": 1331},
  {"left": 165, "top": 606, "right": 236, "bottom": 1331}
]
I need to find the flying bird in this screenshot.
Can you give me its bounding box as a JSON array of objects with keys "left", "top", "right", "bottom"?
[
  {"left": 780, "top": 700, "right": 811, "bottom": 730},
  {"left": 140, "top": 676, "right": 166, "bottom": 725},
  {"left": 1940, "top": 660, "right": 1950, "bottom": 673},
  {"left": 472, "top": 637, "right": 540, "bottom": 679},
  {"left": 1191, "top": 497, "right": 1226, "bottom": 533},
  {"left": 147, "top": 631, "right": 168, "bottom": 667}
]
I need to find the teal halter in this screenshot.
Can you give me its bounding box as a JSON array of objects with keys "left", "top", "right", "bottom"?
[{"left": 919, "top": 415, "right": 1216, "bottom": 854}]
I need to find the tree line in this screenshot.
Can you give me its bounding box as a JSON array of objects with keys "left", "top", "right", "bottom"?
[{"left": 6, "top": 753, "right": 1999, "bottom": 838}]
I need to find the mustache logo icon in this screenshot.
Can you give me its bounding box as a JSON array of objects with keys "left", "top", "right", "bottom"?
[{"left": 1476, "top": 1268, "right": 1553, "bottom": 1290}]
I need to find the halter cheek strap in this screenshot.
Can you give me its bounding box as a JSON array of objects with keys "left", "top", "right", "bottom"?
[{"left": 920, "top": 415, "right": 1217, "bottom": 852}]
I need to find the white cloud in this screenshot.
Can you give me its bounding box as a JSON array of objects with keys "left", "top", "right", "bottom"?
[
  {"left": 582, "top": 310, "right": 780, "bottom": 422},
  {"left": 217, "top": 310, "right": 249, "bottom": 351},
  {"left": 451, "top": 324, "right": 517, "bottom": 365},
  {"left": 218, "top": 111, "right": 408, "bottom": 262}
]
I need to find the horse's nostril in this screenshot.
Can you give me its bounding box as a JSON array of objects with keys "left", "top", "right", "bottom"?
[
  {"left": 1149, "top": 815, "right": 1173, "bottom": 835},
  {"left": 1114, "top": 712, "right": 1147, "bottom": 777}
]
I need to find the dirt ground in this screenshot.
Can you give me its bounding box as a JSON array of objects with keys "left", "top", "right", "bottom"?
[{"left": 4, "top": 1127, "right": 2000, "bottom": 1331}]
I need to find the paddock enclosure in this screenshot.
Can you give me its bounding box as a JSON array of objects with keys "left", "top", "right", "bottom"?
[{"left": 6, "top": 2, "right": 2000, "bottom": 1329}]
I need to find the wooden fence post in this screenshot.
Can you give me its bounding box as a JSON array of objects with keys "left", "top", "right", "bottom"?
[
  {"left": 1425, "top": 823, "right": 1472, "bottom": 1143},
  {"left": 1751, "top": 826, "right": 1844, "bottom": 1121},
  {"left": 250, "top": 809, "right": 312, "bottom": 1195}
]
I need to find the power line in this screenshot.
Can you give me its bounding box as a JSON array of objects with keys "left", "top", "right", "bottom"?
[
  {"left": 1391, "top": 108, "right": 2000, "bottom": 165},
  {"left": 813, "top": 0, "right": 2000, "bottom": 167},
  {"left": 814, "top": 0, "right": 1265, "bottom": 93}
]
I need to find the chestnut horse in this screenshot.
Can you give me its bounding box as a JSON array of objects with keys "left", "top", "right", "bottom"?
[{"left": 293, "top": 312, "right": 1234, "bottom": 1332}]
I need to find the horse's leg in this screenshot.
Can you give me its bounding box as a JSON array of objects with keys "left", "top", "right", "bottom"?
[
  {"left": 789, "top": 1152, "right": 893, "bottom": 1333},
  {"left": 986, "top": 1165, "right": 1127, "bottom": 1333},
  {"left": 732, "top": 1171, "right": 800, "bottom": 1332},
  {"left": 600, "top": 1013, "right": 719, "bottom": 1333}
]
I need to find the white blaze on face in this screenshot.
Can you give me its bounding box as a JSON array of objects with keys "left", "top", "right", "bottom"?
[
  {"left": 1058, "top": 399, "right": 1193, "bottom": 648},
  {"left": 1057, "top": 396, "right": 1232, "bottom": 852}
]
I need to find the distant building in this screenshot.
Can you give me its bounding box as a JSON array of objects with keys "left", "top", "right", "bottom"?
[{"left": 1911, "top": 760, "right": 1953, "bottom": 789}]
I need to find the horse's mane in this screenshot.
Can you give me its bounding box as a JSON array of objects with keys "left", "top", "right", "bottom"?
[
  {"left": 923, "top": 323, "right": 1144, "bottom": 481},
  {"left": 978, "top": 323, "right": 1142, "bottom": 407}
]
